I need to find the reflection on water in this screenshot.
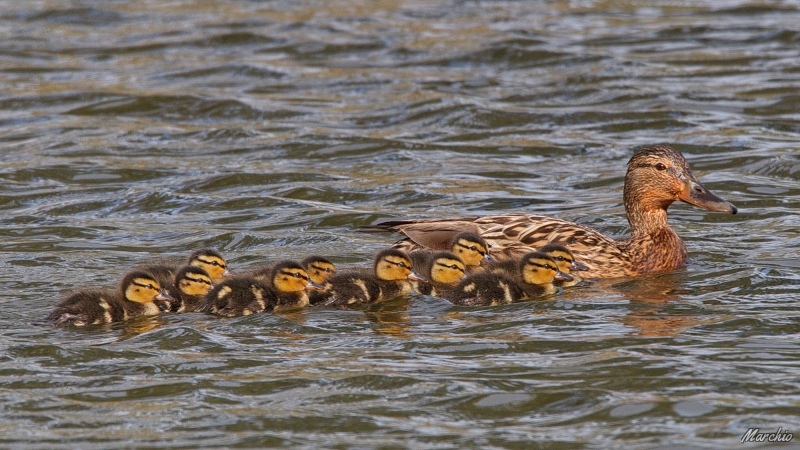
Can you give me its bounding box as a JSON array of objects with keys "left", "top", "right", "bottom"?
[{"left": 2, "top": 0, "right": 800, "bottom": 447}]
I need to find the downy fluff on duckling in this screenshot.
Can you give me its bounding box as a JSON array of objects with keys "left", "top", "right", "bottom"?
[
  {"left": 247, "top": 255, "right": 336, "bottom": 287},
  {"left": 301, "top": 255, "right": 337, "bottom": 286},
  {"left": 445, "top": 252, "right": 570, "bottom": 306},
  {"left": 409, "top": 251, "right": 466, "bottom": 297},
  {"left": 403, "top": 232, "right": 492, "bottom": 273},
  {"left": 313, "top": 249, "right": 427, "bottom": 307},
  {"left": 166, "top": 265, "right": 214, "bottom": 313},
  {"left": 198, "top": 261, "right": 323, "bottom": 317},
  {"left": 46, "top": 271, "right": 174, "bottom": 327},
  {"left": 140, "top": 248, "right": 231, "bottom": 299},
  {"left": 539, "top": 243, "right": 589, "bottom": 288}
]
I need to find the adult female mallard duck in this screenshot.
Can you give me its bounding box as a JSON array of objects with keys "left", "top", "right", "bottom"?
[{"left": 362, "top": 145, "right": 737, "bottom": 278}]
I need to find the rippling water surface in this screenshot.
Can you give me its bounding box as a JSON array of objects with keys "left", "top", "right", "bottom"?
[{"left": 2, "top": 1, "right": 800, "bottom": 448}]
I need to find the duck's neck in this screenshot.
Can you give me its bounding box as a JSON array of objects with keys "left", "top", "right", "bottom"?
[
  {"left": 623, "top": 179, "right": 675, "bottom": 237},
  {"left": 624, "top": 200, "right": 672, "bottom": 237},
  {"left": 621, "top": 186, "right": 688, "bottom": 274}
]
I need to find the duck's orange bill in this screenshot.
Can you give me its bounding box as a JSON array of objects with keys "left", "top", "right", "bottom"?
[{"left": 678, "top": 172, "right": 737, "bottom": 214}]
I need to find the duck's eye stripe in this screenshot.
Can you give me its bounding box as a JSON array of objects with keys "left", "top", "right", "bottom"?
[{"left": 457, "top": 242, "right": 486, "bottom": 256}]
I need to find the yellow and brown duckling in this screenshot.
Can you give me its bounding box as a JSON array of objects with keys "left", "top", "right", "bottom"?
[
  {"left": 301, "top": 255, "right": 337, "bottom": 286},
  {"left": 539, "top": 243, "right": 589, "bottom": 288},
  {"left": 46, "top": 271, "right": 175, "bottom": 327},
  {"left": 409, "top": 251, "right": 466, "bottom": 297},
  {"left": 362, "top": 145, "right": 737, "bottom": 278},
  {"left": 247, "top": 255, "right": 336, "bottom": 287},
  {"left": 140, "top": 248, "right": 230, "bottom": 299},
  {"left": 165, "top": 265, "right": 215, "bottom": 313},
  {"left": 448, "top": 232, "right": 494, "bottom": 272},
  {"left": 445, "top": 252, "right": 569, "bottom": 306},
  {"left": 313, "top": 249, "right": 428, "bottom": 307},
  {"left": 197, "top": 261, "right": 323, "bottom": 317}
]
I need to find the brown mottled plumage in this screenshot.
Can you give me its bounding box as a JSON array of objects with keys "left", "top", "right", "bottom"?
[{"left": 361, "top": 145, "right": 737, "bottom": 278}]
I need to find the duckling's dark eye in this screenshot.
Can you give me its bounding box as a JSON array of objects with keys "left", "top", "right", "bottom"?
[
  {"left": 146, "top": 284, "right": 155, "bottom": 290},
  {"left": 450, "top": 264, "right": 459, "bottom": 270},
  {"left": 554, "top": 256, "right": 564, "bottom": 261},
  {"left": 294, "top": 273, "right": 303, "bottom": 278},
  {"left": 655, "top": 163, "right": 667, "bottom": 171},
  {"left": 469, "top": 246, "right": 477, "bottom": 251}
]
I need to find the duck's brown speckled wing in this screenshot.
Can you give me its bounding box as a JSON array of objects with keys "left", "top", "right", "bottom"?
[{"left": 363, "top": 214, "right": 630, "bottom": 278}]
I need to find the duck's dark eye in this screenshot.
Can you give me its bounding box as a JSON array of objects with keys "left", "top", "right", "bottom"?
[
  {"left": 469, "top": 246, "right": 477, "bottom": 251},
  {"left": 655, "top": 163, "right": 667, "bottom": 171},
  {"left": 450, "top": 264, "right": 459, "bottom": 270},
  {"left": 554, "top": 256, "right": 564, "bottom": 261}
]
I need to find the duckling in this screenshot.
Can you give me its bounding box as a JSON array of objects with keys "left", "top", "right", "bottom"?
[
  {"left": 539, "top": 243, "right": 589, "bottom": 288},
  {"left": 441, "top": 271, "right": 525, "bottom": 307},
  {"left": 444, "top": 252, "right": 570, "bottom": 306},
  {"left": 198, "top": 261, "right": 323, "bottom": 317},
  {"left": 510, "top": 252, "right": 573, "bottom": 298},
  {"left": 139, "top": 248, "right": 231, "bottom": 298},
  {"left": 313, "top": 249, "right": 428, "bottom": 307},
  {"left": 246, "top": 255, "right": 336, "bottom": 287},
  {"left": 410, "top": 251, "right": 466, "bottom": 297},
  {"left": 449, "top": 232, "right": 494, "bottom": 272},
  {"left": 168, "top": 265, "right": 214, "bottom": 313},
  {"left": 301, "top": 255, "right": 337, "bottom": 285},
  {"left": 46, "top": 271, "right": 175, "bottom": 327}
]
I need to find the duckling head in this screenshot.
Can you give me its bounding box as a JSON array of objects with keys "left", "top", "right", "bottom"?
[
  {"left": 272, "top": 261, "right": 325, "bottom": 293},
  {"left": 374, "top": 249, "right": 428, "bottom": 282},
  {"left": 188, "top": 249, "right": 230, "bottom": 283},
  {"left": 428, "top": 251, "right": 466, "bottom": 285},
  {"left": 121, "top": 271, "right": 174, "bottom": 304},
  {"left": 625, "top": 145, "right": 737, "bottom": 219},
  {"left": 518, "top": 252, "right": 573, "bottom": 286},
  {"left": 451, "top": 232, "right": 493, "bottom": 267},
  {"left": 301, "top": 256, "right": 336, "bottom": 285},
  {"left": 538, "top": 244, "right": 589, "bottom": 274},
  {"left": 175, "top": 266, "right": 214, "bottom": 297}
]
